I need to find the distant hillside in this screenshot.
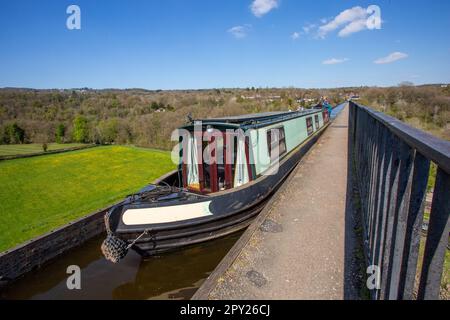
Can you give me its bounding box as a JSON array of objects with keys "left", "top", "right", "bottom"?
[
  {"left": 357, "top": 85, "right": 450, "bottom": 140},
  {"left": 0, "top": 85, "right": 448, "bottom": 150}
]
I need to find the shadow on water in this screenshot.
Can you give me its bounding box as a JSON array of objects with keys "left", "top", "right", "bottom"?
[{"left": 0, "top": 232, "right": 243, "bottom": 300}]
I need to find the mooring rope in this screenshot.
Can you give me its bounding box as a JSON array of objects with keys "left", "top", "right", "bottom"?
[
  {"left": 126, "top": 230, "right": 149, "bottom": 250},
  {"left": 104, "top": 209, "right": 113, "bottom": 235}
]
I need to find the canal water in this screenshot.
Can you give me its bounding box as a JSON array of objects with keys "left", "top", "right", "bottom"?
[{"left": 0, "top": 232, "right": 242, "bottom": 300}]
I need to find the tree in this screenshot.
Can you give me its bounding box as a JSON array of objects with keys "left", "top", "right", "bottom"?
[
  {"left": 3, "top": 123, "right": 25, "bottom": 144},
  {"left": 287, "top": 98, "right": 293, "bottom": 109},
  {"left": 150, "top": 102, "right": 160, "bottom": 111},
  {"left": 97, "top": 119, "right": 118, "bottom": 144},
  {"left": 55, "top": 124, "right": 65, "bottom": 144},
  {"left": 0, "top": 126, "right": 7, "bottom": 144},
  {"left": 72, "top": 115, "right": 89, "bottom": 143}
]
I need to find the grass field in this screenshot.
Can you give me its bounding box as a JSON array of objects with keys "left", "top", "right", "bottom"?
[
  {"left": 0, "top": 146, "right": 176, "bottom": 252},
  {"left": 0, "top": 143, "right": 87, "bottom": 156}
]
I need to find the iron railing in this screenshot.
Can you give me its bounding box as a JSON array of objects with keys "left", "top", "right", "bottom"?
[{"left": 349, "top": 101, "right": 450, "bottom": 300}]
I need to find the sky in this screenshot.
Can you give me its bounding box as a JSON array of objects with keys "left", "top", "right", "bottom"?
[{"left": 0, "top": 0, "right": 449, "bottom": 89}]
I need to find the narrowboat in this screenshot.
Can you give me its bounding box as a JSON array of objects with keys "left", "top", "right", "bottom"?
[{"left": 101, "top": 107, "right": 331, "bottom": 262}]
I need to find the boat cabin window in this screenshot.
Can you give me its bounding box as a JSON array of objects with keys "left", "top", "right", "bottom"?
[
  {"left": 202, "top": 140, "right": 215, "bottom": 192},
  {"left": 267, "top": 126, "right": 287, "bottom": 161},
  {"left": 181, "top": 129, "right": 252, "bottom": 194},
  {"left": 181, "top": 133, "right": 202, "bottom": 192},
  {"left": 306, "top": 117, "right": 314, "bottom": 136},
  {"left": 315, "top": 115, "right": 320, "bottom": 129}
]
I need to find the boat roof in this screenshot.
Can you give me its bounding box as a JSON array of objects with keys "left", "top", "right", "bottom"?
[
  {"left": 180, "top": 108, "right": 324, "bottom": 131},
  {"left": 196, "top": 111, "right": 294, "bottom": 124}
]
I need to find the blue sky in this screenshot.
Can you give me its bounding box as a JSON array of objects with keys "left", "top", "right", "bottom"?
[{"left": 0, "top": 0, "right": 449, "bottom": 89}]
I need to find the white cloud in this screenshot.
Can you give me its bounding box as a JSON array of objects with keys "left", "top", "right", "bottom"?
[
  {"left": 228, "top": 25, "right": 251, "bottom": 39},
  {"left": 302, "top": 23, "right": 317, "bottom": 34},
  {"left": 322, "top": 58, "right": 349, "bottom": 65},
  {"left": 250, "top": 0, "right": 279, "bottom": 18},
  {"left": 318, "top": 6, "right": 368, "bottom": 38},
  {"left": 291, "top": 32, "right": 300, "bottom": 40},
  {"left": 338, "top": 18, "right": 368, "bottom": 37},
  {"left": 374, "top": 52, "right": 408, "bottom": 64}
]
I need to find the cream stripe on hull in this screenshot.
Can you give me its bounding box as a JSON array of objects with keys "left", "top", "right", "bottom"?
[{"left": 122, "top": 201, "right": 213, "bottom": 226}]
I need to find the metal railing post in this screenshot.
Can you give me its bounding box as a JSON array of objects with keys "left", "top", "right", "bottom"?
[
  {"left": 417, "top": 168, "right": 450, "bottom": 299},
  {"left": 350, "top": 101, "right": 450, "bottom": 300}
]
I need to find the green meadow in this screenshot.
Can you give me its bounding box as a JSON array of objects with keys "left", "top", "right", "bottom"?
[
  {"left": 0, "top": 146, "right": 175, "bottom": 252},
  {"left": 0, "top": 143, "right": 87, "bottom": 156}
]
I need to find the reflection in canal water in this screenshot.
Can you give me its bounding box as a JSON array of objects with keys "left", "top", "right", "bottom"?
[{"left": 1, "top": 232, "right": 242, "bottom": 300}]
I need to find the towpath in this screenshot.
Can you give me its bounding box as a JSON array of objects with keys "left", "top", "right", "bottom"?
[{"left": 193, "top": 105, "right": 362, "bottom": 300}]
